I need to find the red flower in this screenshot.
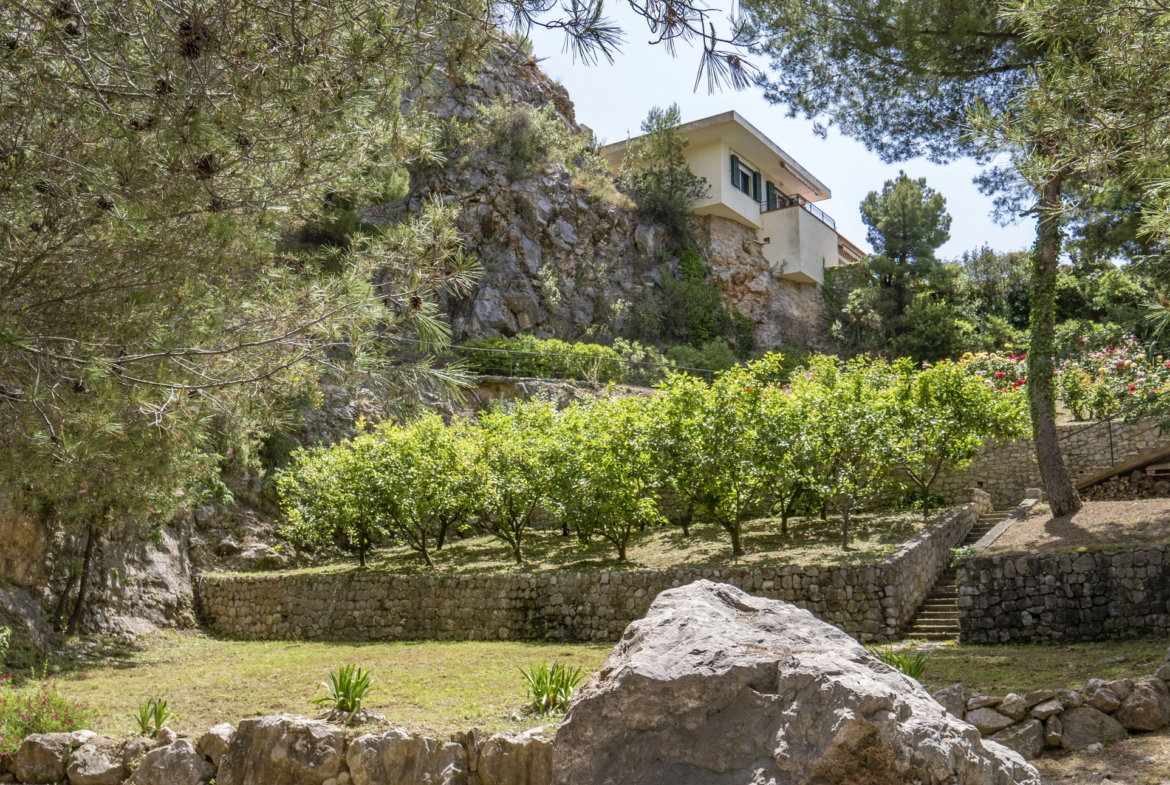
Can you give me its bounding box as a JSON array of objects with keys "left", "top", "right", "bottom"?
[
  {"left": 1129, "top": 384, "right": 1136, "bottom": 393},
  {"left": 994, "top": 372, "right": 1006, "bottom": 379}
]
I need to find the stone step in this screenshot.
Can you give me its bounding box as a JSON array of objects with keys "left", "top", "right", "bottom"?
[{"left": 915, "top": 612, "right": 959, "bottom": 621}]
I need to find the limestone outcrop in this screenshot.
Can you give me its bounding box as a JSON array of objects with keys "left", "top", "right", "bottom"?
[{"left": 552, "top": 579, "right": 1039, "bottom": 785}]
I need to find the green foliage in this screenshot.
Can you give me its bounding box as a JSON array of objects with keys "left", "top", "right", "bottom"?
[
  {"left": 887, "top": 360, "right": 1028, "bottom": 519},
  {"left": 130, "top": 698, "right": 176, "bottom": 739},
  {"left": 786, "top": 357, "right": 900, "bottom": 548},
  {"left": 478, "top": 101, "right": 560, "bottom": 180},
  {"left": 732, "top": 311, "right": 756, "bottom": 360},
  {"left": 0, "top": 0, "right": 487, "bottom": 544},
  {"left": 657, "top": 270, "right": 733, "bottom": 348},
  {"left": 869, "top": 646, "right": 932, "bottom": 681},
  {"left": 549, "top": 397, "right": 664, "bottom": 560},
  {"left": 664, "top": 340, "right": 739, "bottom": 374},
  {"left": 0, "top": 628, "right": 9, "bottom": 669},
  {"left": 313, "top": 665, "right": 375, "bottom": 716},
  {"left": 278, "top": 414, "right": 476, "bottom": 567},
  {"left": 951, "top": 545, "right": 979, "bottom": 567},
  {"left": 0, "top": 676, "right": 97, "bottom": 754},
  {"left": 620, "top": 105, "right": 710, "bottom": 238},
  {"left": 519, "top": 662, "right": 583, "bottom": 715},
  {"left": 890, "top": 296, "right": 967, "bottom": 364},
  {"left": 463, "top": 335, "right": 671, "bottom": 385},
  {"left": 474, "top": 399, "right": 564, "bottom": 564}
]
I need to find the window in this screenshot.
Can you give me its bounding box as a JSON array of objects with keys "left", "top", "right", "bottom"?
[{"left": 730, "top": 153, "right": 761, "bottom": 201}]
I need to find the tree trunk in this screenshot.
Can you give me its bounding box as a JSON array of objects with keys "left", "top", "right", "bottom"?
[
  {"left": 358, "top": 532, "right": 367, "bottom": 568},
  {"left": 676, "top": 501, "right": 694, "bottom": 537},
  {"left": 780, "top": 486, "right": 801, "bottom": 536},
  {"left": 436, "top": 518, "right": 449, "bottom": 550},
  {"left": 1029, "top": 170, "right": 1081, "bottom": 517},
  {"left": 52, "top": 572, "right": 78, "bottom": 633},
  {"left": 66, "top": 524, "right": 98, "bottom": 636},
  {"left": 727, "top": 521, "right": 743, "bottom": 557},
  {"left": 841, "top": 500, "right": 852, "bottom": 550}
]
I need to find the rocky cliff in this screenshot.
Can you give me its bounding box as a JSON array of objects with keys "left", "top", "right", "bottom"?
[{"left": 382, "top": 39, "right": 832, "bottom": 353}]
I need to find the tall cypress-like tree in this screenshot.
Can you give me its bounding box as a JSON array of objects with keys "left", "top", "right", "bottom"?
[{"left": 745, "top": 0, "right": 1083, "bottom": 514}]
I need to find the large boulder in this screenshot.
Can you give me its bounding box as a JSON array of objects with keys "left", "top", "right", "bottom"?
[
  {"left": 11, "top": 733, "right": 74, "bottom": 783},
  {"left": 1116, "top": 676, "right": 1170, "bottom": 731},
  {"left": 552, "top": 580, "right": 1039, "bottom": 785},
  {"left": 127, "top": 739, "right": 214, "bottom": 785},
  {"left": 216, "top": 715, "right": 345, "bottom": 785},
  {"left": 990, "top": 720, "right": 1045, "bottom": 761},
  {"left": 932, "top": 684, "right": 967, "bottom": 720},
  {"left": 478, "top": 728, "right": 553, "bottom": 785},
  {"left": 67, "top": 743, "right": 127, "bottom": 785},
  {"left": 1059, "top": 707, "right": 1126, "bottom": 750},
  {"left": 347, "top": 728, "right": 469, "bottom": 785},
  {"left": 196, "top": 723, "right": 234, "bottom": 767}
]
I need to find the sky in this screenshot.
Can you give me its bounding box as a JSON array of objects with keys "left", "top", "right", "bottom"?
[{"left": 527, "top": 10, "right": 1037, "bottom": 258}]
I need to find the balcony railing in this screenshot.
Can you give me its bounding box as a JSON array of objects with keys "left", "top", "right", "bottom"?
[{"left": 760, "top": 193, "right": 836, "bottom": 230}]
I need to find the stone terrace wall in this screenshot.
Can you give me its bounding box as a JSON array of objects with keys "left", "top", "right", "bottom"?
[
  {"left": 958, "top": 546, "right": 1170, "bottom": 644},
  {"left": 933, "top": 417, "right": 1168, "bottom": 509},
  {"left": 199, "top": 491, "right": 987, "bottom": 644}
]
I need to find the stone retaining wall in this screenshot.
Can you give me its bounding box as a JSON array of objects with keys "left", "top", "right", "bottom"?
[
  {"left": 933, "top": 417, "right": 1168, "bottom": 509},
  {"left": 957, "top": 546, "right": 1170, "bottom": 644},
  {"left": 198, "top": 490, "right": 988, "bottom": 644}
]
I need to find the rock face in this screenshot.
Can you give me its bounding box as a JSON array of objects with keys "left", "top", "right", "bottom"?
[
  {"left": 1116, "top": 676, "right": 1170, "bottom": 731},
  {"left": 347, "top": 728, "right": 469, "bottom": 785},
  {"left": 67, "top": 744, "right": 127, "bottom": 785},
  {"left": 1059, "top": 707, "right": 1126, "bottom": 750},
  {"left": 217, "top": 715, "right": 345, "bottom": 785},
  {"left": 126, "top": 739, "right": 214, "bottom": 785},
  {"left": 933, "top": 684, "right": 968, "bottom": 720},
  {"left": 196, "top": 723, "right": 235, "bottom": 767},
  {"left": 11, "top": 733, "right": 73, "bottom": 784},
  {"left": 477, "top": 728, "right": 553, "bottom": 785},
  {"left": 990, "top": 720, "right": 1046, "bottom": 761},
  {"left": 552, "top": 580, "right": 1038, "bottom": 785}
]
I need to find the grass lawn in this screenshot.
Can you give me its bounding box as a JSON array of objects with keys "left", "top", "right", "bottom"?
[
  {"left": 914, "top": 636, "right": 1170, "bottom": 695},
  {"left": 986, "top": 499, "right": 1170, "bottom": 555},
  {"left": 45, "top": 630, "right": 1170, "bottom": 741},
  {"left": 246, "top": 510, "right": 924, "bottom": 578},
  {"left": 53, "top": 633, "right": 610, "bottom": 738}
]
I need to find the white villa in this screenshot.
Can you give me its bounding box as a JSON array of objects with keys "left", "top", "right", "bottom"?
[{"left": 601, "top": 111, "right": 864, "bottom": 285}]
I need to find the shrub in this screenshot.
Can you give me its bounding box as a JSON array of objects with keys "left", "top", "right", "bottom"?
[
  {"left": 0, "top": 676, "right": 98, "bottom": 754},
  {"left": 130, "top": 698, "right": 175, "bottom": 738},
  {"left": 665, "top": 340, "right": 738, "bottom": 375},
  {"left": 519, "top": 662, "right": 583, "bottom": 715},
  {"left": 463, "top": 335, "right": 672, "bottom": 385},
  {"left": 313, "top": 665, "right": 375, "bottom": 716},
  {"left": 869, "top": 645, "right": 931, "bottom": 680},
  {"left": 619, "top": 105, "right": 710, "bottom": 238},
  {"left": 950, "top": 545, "right": 978, "bottom": 567}
]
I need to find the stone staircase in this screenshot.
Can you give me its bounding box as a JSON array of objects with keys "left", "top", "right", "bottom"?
[
  {"left": 1072, "top": 438, "right": 1170, "bottom": 490},
  {"left": 902, "top": 510, "right": 1011, "bottom": 641}
]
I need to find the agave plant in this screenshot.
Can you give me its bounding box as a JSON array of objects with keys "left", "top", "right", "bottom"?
[
  {"left": 869, "top": 645, "right": 932, "bottom": 681},
  {"left": 130, "top": 698, "right": 176, "bottom": 738},
  {"left": 519, "top": 662, "right": 584, "bottom": 715},
  {"left": 312, "top": 664, "right": 375, "bottom": 717}
]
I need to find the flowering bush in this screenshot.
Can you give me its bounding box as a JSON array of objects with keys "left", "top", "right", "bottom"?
[
  {"left": 0, "top": 676, "right": 98, "bottom": 755},
  {"left": 1056, "top": 338, "right": 1170, "bottom": 420},
  {"left": 959, "top": 347, "right": 1028, "bottom": 393},
  {"left": 961, "top": 337, "right": 1170, "bottom": 420}
]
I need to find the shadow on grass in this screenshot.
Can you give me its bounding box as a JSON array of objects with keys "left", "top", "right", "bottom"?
[{"left": 258, "top": 509, "right": 927, "bottom": 579}]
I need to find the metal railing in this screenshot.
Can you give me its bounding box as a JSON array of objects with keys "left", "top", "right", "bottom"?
[
  {"left": 760, "top": 193, "right": 837, "bottom": 230},
  {"left": 1057, "top": 388, "right": 1170, "bottom": 470}
]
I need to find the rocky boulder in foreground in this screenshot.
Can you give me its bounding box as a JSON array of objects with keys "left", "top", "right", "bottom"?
[{"left": 552, "top": 580, "right": 1039, "bottom": 785}]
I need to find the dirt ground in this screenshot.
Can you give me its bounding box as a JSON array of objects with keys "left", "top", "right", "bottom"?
[
  {"left": 1034, "top": 726, "right": 1170, "bottom": 783},
  {"left": 986, "top": 499, "right": 1170, "bottom": 555}
]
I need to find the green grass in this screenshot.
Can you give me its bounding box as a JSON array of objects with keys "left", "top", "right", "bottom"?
[
  {"left": 917, "top": 637, "right": 1170, "bottom": 695},
  {"left": 54, "top": 633, "right": 610, "bottom": 737},
  {"left": 36, "top": 632, "right": 1170, "bottom": 739},
  {"left": 240, "top": 510, "right": 924, "bottom": 578}
]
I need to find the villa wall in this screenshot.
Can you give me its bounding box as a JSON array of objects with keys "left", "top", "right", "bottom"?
[{"left": 197, "top": 491, "right": 988, "bottom": 644}]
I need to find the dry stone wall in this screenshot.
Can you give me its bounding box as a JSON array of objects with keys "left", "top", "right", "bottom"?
[
  {"left": 198, "top": 491, "right": 987, "bottom": 644},
  {"left": 957, "top": 546, "right": 1170, "bottom": 644},
  {"left": 933, "top": 417, "right": 1168, "bottom": 509}
]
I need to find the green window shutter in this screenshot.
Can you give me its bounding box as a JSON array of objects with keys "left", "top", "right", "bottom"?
[
  {"left": 752, "top": 171, "right": 761, "bottom": 201},
  {"left": 730, "top": 154, "right": 740, "bottom": 188},
  {"left": 766, "top": 181, "right": 776, "bottom": 210}
]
